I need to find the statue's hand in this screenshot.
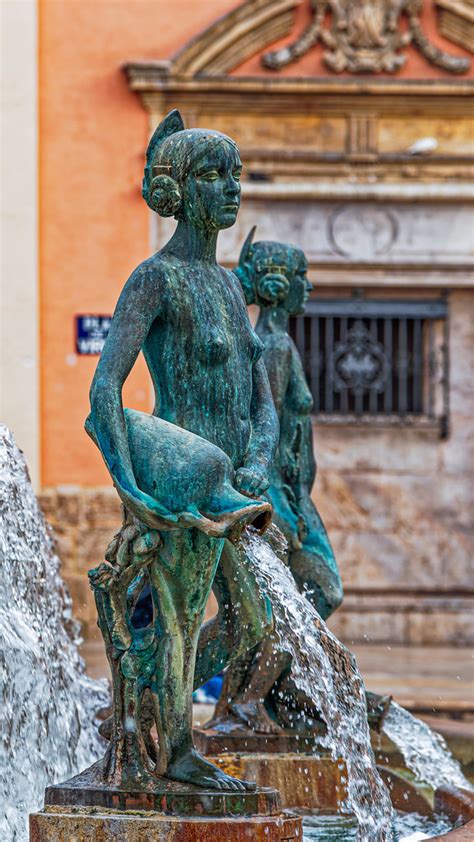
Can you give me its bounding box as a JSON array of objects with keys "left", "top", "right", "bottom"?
[
  {"left": 235, "top": 466, "right": 269, "bottom": 499},
  {"left": 115, "top": 482, "right": 179, "bottom": 531}
]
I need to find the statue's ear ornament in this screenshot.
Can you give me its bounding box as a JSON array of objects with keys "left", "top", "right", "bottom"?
[
  {"left": 152, "top": 164, "right": 173, "bottom": 177},
  {"left": 149, "top": 174, "right": 182, "bottom": 218}
]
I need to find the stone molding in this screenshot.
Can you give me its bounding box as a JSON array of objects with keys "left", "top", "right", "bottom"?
[{"left": 171, "top": 0, "right": 299, "bottom": 77}]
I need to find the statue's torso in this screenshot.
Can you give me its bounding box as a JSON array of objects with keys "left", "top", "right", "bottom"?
[
  {"left": 143, "top": 257, "right": 263, "bottom": 468},
  {"left": 259, "top": 329, "right": 316, "bottom": 488}
]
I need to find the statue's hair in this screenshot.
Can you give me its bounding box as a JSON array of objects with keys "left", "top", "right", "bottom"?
[
  {"left": 236, "top": 228, "right": 304, "bottom": 308},
  {"left": 142, "top": 109, "right": 238, "bottom": 219}
]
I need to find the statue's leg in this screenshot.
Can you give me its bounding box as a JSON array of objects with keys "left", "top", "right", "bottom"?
[
  {"left": 194, "top": 538, "right": 273, "bottom": 688},
  {"left": 203, "top": 537, "right": 286, "bottom": 734},
  {"left": 227, "top": 633, "right": 291, "bottom": 734},
  {"left": 289, "top": 495, "right": 343, "bottom": 621},
  {"left": 90, "top": 561, "right": 158, "bottom": 787},
  {"left": 100, "top": 535, "right": 275, "bottom": 751},
  {"left": 148, "top": 528, "right": 256, "bottom": 792}
]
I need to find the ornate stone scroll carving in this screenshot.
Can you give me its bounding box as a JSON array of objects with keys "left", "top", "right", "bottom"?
[
  {"left": 436, "top": 0, "right": 474, "bottom": 53},
  {"left": 263, "top": 0, "right": 471, "bottom": 74}
]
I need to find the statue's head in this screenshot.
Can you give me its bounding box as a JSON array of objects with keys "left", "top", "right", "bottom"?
[
  {"left": 235, "top": 228, "right": 312, "bottom": 315},
  {"left": 142, "top": 109, "right": 242, "bottom": 231}
]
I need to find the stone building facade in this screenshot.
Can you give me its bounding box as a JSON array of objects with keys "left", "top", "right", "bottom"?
[{"left": 3, "top": 0, "right": 473, "bottom": 644}]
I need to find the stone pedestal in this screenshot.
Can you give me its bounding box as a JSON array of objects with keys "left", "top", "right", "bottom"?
[
  {"left": 30, "top": 806, "right": 302, "bottom": 842},
  {"left": 30, "top": 762, "right": 302, "bottom": 842}
]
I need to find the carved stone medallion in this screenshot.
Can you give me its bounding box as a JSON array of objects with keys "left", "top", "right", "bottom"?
[{"left": 328, "top": 205, "right": 397, "bottom": 260}]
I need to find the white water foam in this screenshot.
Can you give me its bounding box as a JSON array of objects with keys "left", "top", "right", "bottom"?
[
  {"left": 383, "top": 701, "right": 471, "bottom": 790},
  {"left": 0, "top": 426, "right": 108, "bottom": 841}
]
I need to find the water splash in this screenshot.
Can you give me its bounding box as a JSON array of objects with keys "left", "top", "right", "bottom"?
[
  {"left": 383, "top": 701, "right": 472, "bottom": 791},
  {"left": 0, "top": 426, "right": 108, "bottom": 841},
  {"left": 301, "top": 811, "right": 453, "bottom": 841},
  {"left": 240, "top": 528, "right": 394, "bottom": 841}
]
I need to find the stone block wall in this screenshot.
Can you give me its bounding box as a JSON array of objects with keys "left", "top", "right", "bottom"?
[
  {"left": 39, "top": 291, "right": 474, "bottom": 645},
  {"left": 39, "top": 488, "right": 123, "bottom": 640}
]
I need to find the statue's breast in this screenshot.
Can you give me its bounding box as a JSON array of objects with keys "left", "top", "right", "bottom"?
[
  {"left": 287, "top": 348, "right": 314, "bottom": 415},
  {"left": 248, "top": 329, "right": 265, "bottom": 364},
  {"left": 198, "top": 326, "right": 232, "bottom": 365}
]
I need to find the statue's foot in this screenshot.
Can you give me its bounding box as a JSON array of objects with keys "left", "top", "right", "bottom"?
[
  {"left": 203, "top": 712, "right": 248, "bottom": 734},
  {"left": 166, "top": 747, "right": 256, "bottom": 792},
  {"left": 231, "top": 701, "right": 282, "bottom": 735}
]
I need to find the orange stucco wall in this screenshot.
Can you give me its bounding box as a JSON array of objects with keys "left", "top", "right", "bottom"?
[
  {"left": 39, "top": 0, "right": 472, "bottom": 487},
  {"left": 39, "top": 0, "right": 238, "bottom": 486}
]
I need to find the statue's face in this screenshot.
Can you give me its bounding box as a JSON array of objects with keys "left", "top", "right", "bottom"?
[
  {"left": 182, "top": 141, "right": 242, "bottom": 231},
  {"left": 287, "top": 252, "right": 312, "bottom": 316}
]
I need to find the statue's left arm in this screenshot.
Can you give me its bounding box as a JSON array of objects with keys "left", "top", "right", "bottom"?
[{"left": 236, "top": 358, "right": 279, "bottom": 498}]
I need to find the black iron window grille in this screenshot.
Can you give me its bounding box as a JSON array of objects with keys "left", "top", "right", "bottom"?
[{"left": 289, "top": 295, "right": 449, "bottom": 437}]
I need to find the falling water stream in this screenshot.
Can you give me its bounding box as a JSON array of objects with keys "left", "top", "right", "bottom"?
[
  {"left": 240, "top": 529, "right": 395, "bottom": 841},
  {"left": 0, "top": 426, "right": 108, "bottom": 841},
  {"left": 383, "top": 701, "right": 471, "bottom": 790}
]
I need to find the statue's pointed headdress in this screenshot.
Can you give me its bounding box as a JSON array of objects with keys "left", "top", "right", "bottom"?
[
  {"left": 235, "top": 226, "right": 256, "bottom": 305},
  {"left": 238, "top": 226, "right": 256, "bottom": 268},
  {"left": 142, "top": 109, "right": 185, "bottom": 202}
]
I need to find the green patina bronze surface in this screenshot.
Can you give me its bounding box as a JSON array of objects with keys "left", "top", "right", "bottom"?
[
  {"left": 210, "top": 231, "right": 344, "bottom": 736},
  {"left": 83, "top": 111, "right": 279, "bottom": 793}
]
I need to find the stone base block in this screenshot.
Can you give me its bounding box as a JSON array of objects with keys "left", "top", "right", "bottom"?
[
  {"left": 434, "top": 786, "right": 474, "bottom": 824},
  {"left": 194, "top": 727, "right": 320, "bottom": 756},
  {"left": 29, "top": 806, "right": 302, "bottom": 841},
  {"left": 431, "top": 820, "right": 474, "bottom": 842},
  {"left": 207, "top": 753, "right": 348, "bottom": 811}
]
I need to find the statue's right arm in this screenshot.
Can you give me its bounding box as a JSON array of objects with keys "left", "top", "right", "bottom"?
[
  {"left": 88, "top": 262, "right": 177, "bottom": 530},
  {"left": 263, "top": 339, "right": 300, "bottom": 484}
]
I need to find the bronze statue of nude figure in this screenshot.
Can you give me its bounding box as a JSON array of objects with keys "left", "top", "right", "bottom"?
[
  {"left": 210, "top": 231, "right": 343, "bottom": 736},
  {"left": 85, "top": 112, "right": 278, "bottom": 790}
]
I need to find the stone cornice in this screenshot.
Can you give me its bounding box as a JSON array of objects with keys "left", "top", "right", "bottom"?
[
  {"left": 124, "top": 65, "right": 474, "bottom": 121},
  {"left": 241, "top": 180, "right": 474, "bottom": 202},
  {"left": 125, "top": 65, "right": 473, "bottom": 99}
]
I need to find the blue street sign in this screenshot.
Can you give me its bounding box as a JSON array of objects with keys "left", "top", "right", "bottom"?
[{"left": 75, "top": 315, "right": 111, "bottom": 355}]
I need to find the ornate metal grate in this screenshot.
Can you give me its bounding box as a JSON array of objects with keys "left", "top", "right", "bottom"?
[{"left": 289, "top": 295, "right": 449, "bottom": 436}]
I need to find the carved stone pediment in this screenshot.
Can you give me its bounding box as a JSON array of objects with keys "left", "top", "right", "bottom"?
[{"left": 263, "top": 0, "right": 471, "bottom": 74}]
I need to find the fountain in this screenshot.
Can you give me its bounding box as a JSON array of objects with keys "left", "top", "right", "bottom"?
[{"left": 23, "top": 111, "right": 473, "bottom": 841}]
